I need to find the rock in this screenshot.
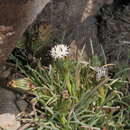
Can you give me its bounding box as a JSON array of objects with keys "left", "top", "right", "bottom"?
[
  {"left": 0, "top": 113, "right": 20, "bottom": 130},
  {"left": 98, "top": 5, "right": 130, "bottom": 65},
  {"left": 34, "top": 0, "right": 113, "bottom": 60},
  {"left": 0, "top": 88, "right": 20, "bottom": 130},
  {"left": 0, "top": 0, "right": 50, "bottom": 64},
  {"left": 16, "top": 97, "right": 28, "bottom": 112}
]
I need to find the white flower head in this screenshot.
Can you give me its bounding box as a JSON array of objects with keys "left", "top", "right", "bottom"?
[
  {"left": 50, "top": 44, "right": 69, "bottom": 59},
  {"left": 94, "top": 66, "right": 108, "bottom": 80}
]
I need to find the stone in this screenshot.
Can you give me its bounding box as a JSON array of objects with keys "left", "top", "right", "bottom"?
[
  {"left": 0, "top": 0, "right": 50, "bottom": 64},
  {"left": 35, "top": 0, "right": 114, "bottom": 60},
  {"left": 0, "top": 88, "right": 20, "bottom": 130},
  {"left": 16, "top": 97, "right": 28, "bottom": 112},
  {"left": 0, "top": 113, "right": 20, "bottom": 130}
]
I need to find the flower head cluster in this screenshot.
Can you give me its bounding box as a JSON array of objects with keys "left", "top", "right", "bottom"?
[
  {"left": 50, "top": 44, "right": 69, "bottom": 59},
  {"left": 94, "top": 66, "right": 108, "bottom": 80}
]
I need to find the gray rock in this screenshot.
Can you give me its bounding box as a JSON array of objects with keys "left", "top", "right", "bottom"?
[
  {"left": 16, "top": 97, "right": 28, "bottom": 112},
  {"left": 0, "top": 87, "right": 20, "bottom": 130}
]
